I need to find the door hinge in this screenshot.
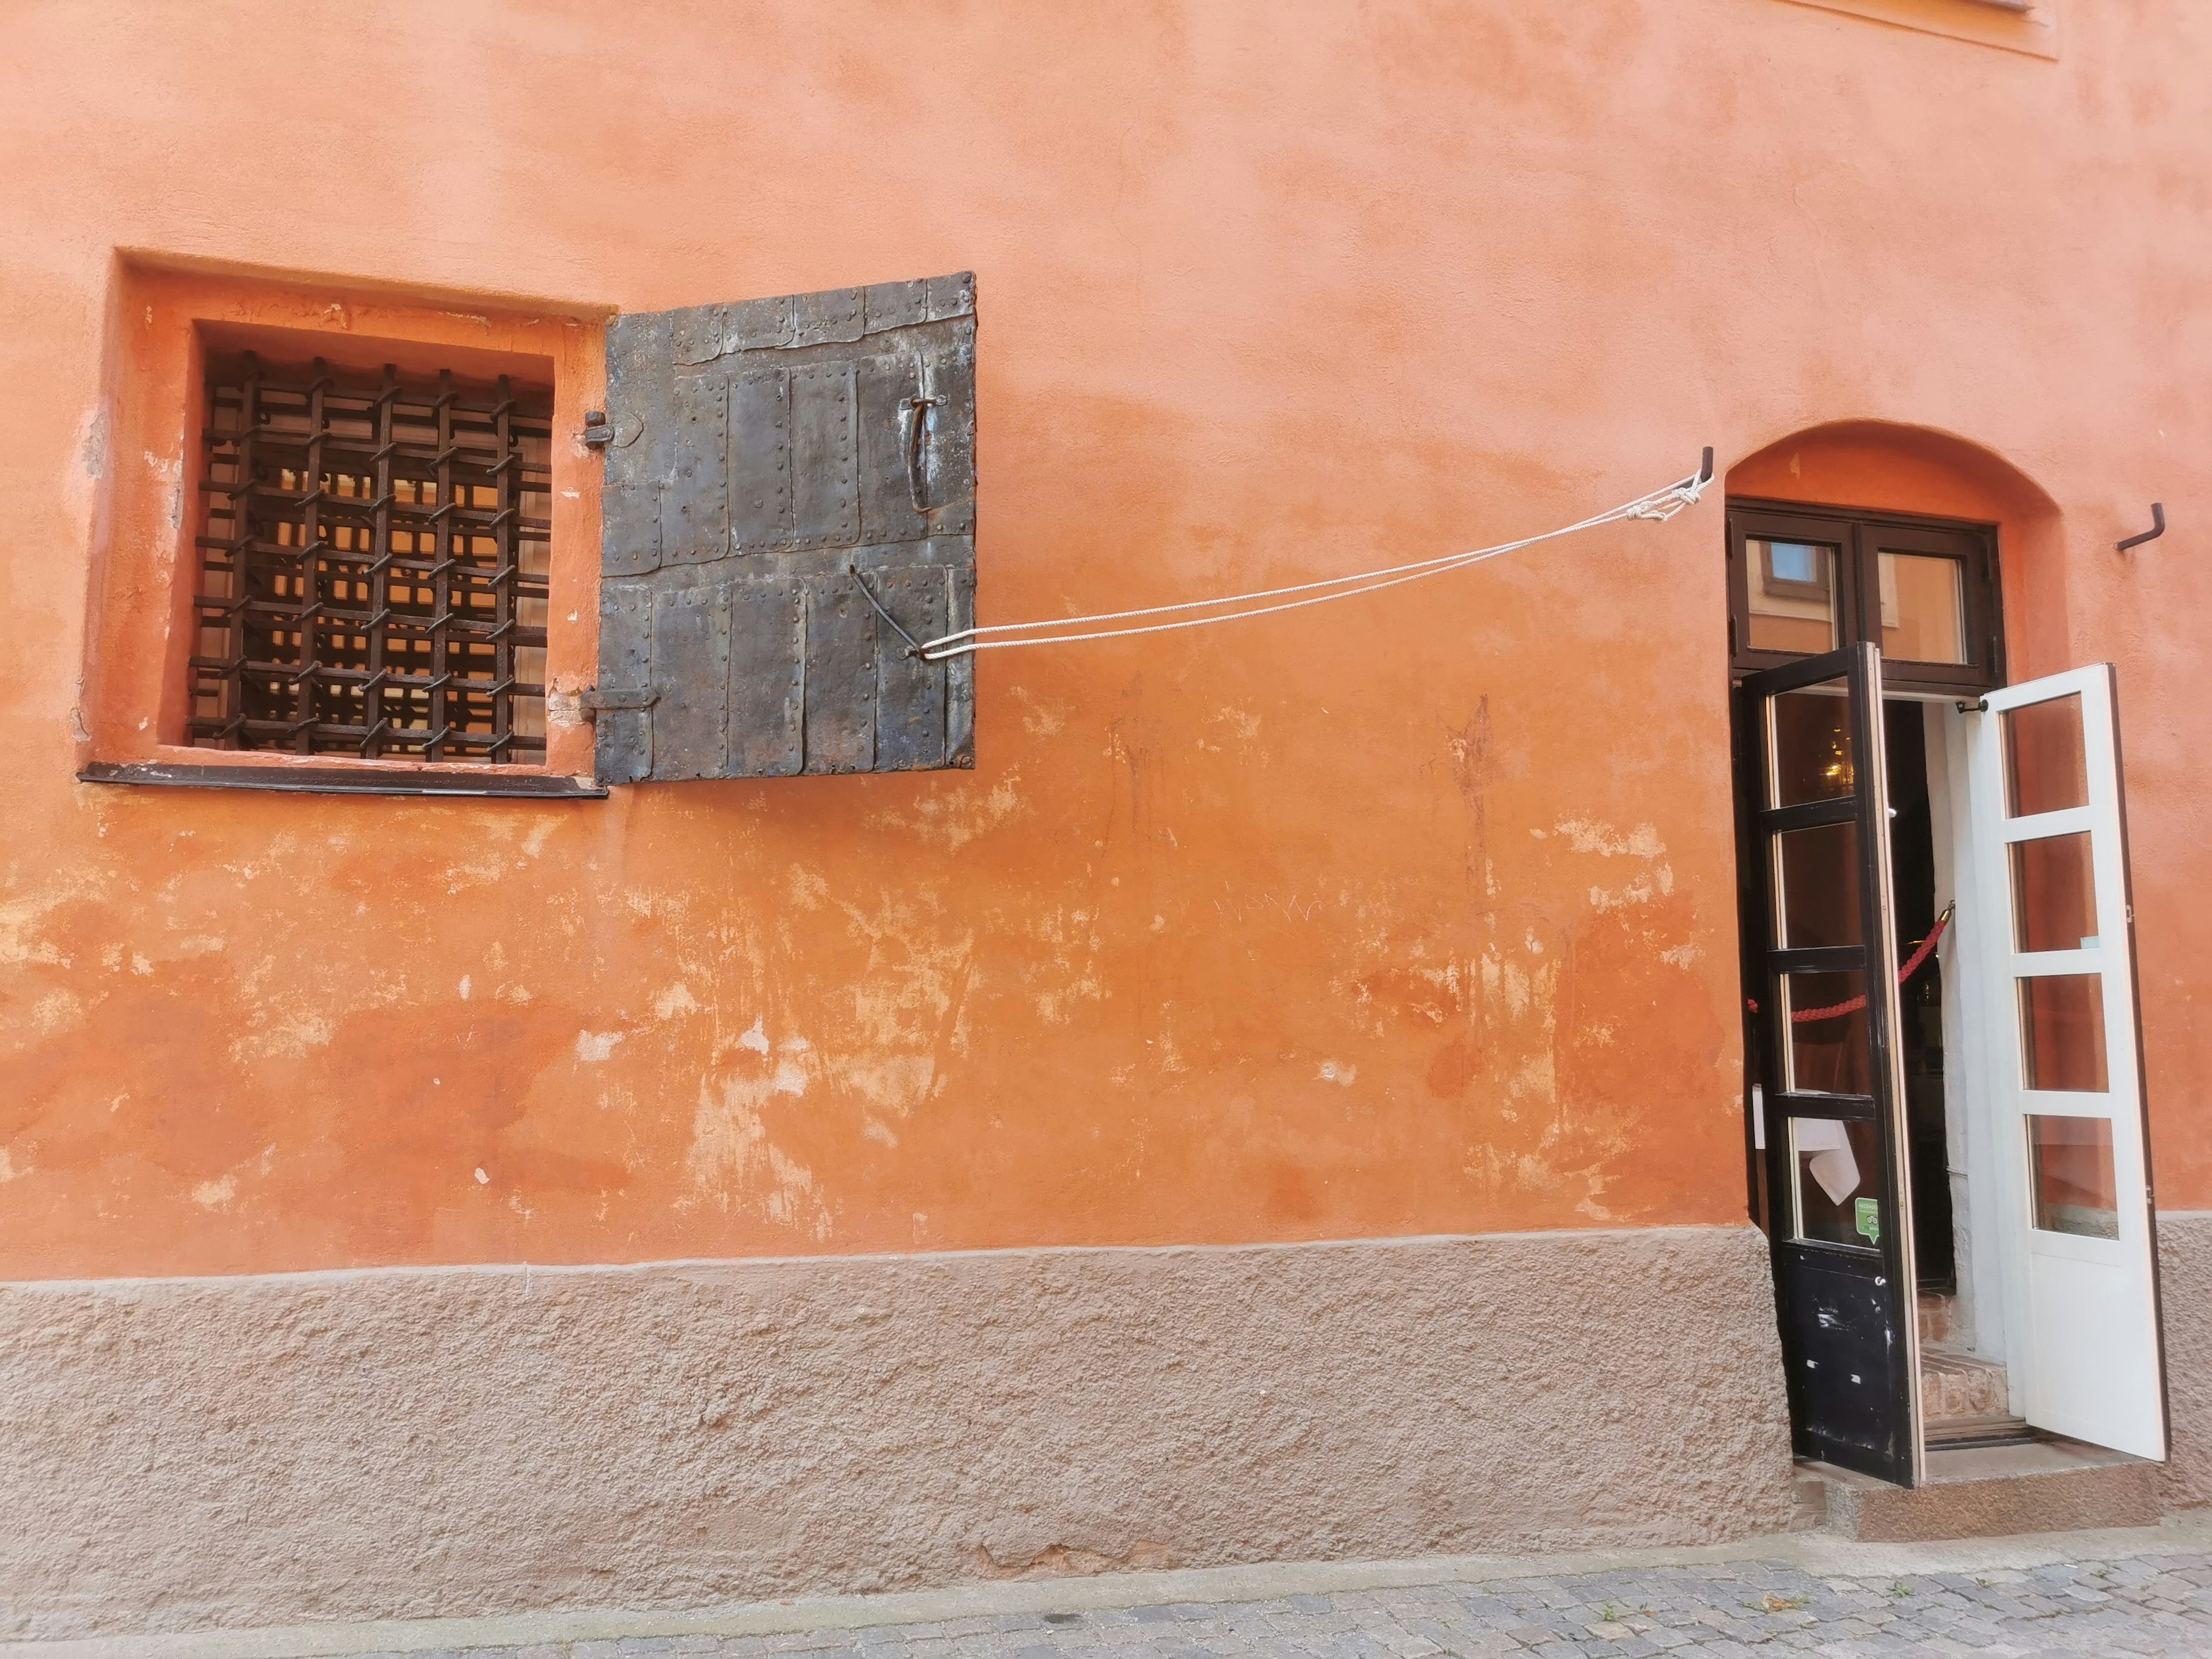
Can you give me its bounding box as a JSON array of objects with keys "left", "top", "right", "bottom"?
[
  {"left": 581, "top": 410, "right": 613, "bottom": 448},
  {"left": 580, "top": 687, "right": 657, "bottom": 717}
]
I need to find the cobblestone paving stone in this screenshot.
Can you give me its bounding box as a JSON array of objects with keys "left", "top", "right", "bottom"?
[{"left": 392, "top": 1550, "right": 2212, "bottom": 1658}]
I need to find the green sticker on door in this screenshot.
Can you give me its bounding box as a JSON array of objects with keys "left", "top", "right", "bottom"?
[{"left": 1854, "top": 1196, "right": 1881, "bottom": 1245}]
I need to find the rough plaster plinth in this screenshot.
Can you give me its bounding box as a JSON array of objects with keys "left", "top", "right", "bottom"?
[
  {"left": 2158, "top": 1211, "right": 2212, "bottom": 1509},
  {"left": 0, "top": 1226, "right": 1791, "bottom": 1640}
]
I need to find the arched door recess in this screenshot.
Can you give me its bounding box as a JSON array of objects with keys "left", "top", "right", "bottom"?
[{"left": 1725, "top": 423, "right": 2165, "bottom": 1487}]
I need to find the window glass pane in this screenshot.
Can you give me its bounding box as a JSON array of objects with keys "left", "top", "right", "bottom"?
[
  {"left": 1878, "top": 552, "right": 1967, "bottom": 664},
  {"left": 2028, "top": 1115, "right": 2119, "bottom": 1239},
  {"left": 2011, "top": 832, "right": 2099, "bottom": 953},
  {"left": 2019, "top": 974, "right": 2108, "bottom": 1092},
  {"left": 1768, "top": 681, "right": 1854, "bottom": 806},
  {"left": 1783, "top": 971, "right": 1870, "bottom": 1095},
  {"left": 2004, "top": 694, "right": 2088, "bottom": 817},
  {"left": 1747, "top": 539, "right": 1841, "bottom": 654},
  {"left": 1791, "top": 1116, "right": 1882, "bottom": 1248},
  {"left": 1774, "top": 821, "right": 1861, "bottom": 948}
]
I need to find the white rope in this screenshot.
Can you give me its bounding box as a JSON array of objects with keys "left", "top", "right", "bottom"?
[{"left": 917, "top": 459, "right": 1712, "bottom": 661}]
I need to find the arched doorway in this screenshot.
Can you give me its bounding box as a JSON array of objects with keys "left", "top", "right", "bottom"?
[{"left": 1724, "top": 423, "right": 2165, "bottom": 1490}]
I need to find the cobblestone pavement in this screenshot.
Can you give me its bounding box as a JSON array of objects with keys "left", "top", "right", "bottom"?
[{"left": 404, "top": 1550, "right": 2212, "bottom": 1658}]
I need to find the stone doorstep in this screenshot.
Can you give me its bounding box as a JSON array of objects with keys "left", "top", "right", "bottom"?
[{"left": 1797, "top": 1437, "right": 2163, "bottom": 1543}]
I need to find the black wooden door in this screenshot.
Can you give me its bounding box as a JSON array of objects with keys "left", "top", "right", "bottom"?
[{"left": 1744, "top": 642, "right": 1923, "bottom": 1487}]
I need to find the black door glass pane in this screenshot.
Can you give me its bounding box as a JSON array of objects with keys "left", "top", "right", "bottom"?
[
  {"left": 1770, "top": 682, "right": 1855, "bottom": 806},
  {"left": 1774, "top": 821, "right": 1862, "bottom": 948},
  {"left": 1783, "top": 970, "right": 1871, "bottom": 1095},
  {"left": 1792, "top": 1116, "right": 1882, "bottom": 1248}
]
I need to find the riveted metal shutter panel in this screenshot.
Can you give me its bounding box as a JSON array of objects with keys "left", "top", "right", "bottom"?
[{"left": 592, "top": 274, "right": 977, "bottom": 783}]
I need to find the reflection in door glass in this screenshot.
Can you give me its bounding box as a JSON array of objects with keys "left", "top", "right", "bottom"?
[
  {"left": 2005, "top": 695, "right": 2089, "bottom": 817},
  {"left": 2019, "top": 974, "right": 2109, "bottom": 1092},
  {"left": 1775, "top": 821, "right": 1861, "bottom": 948},
  {"left": 1878, "top": 552, "right": 1967, "bottom": 664},
  {"left": 1769, "top": 683, "right": 1855, "bottom": 807},
  {"left": 1783, "top": 971, "right": 1871, "bottom": 1096},
  {"left": 2028, "top": 1115, "right": 2120, "bottom": 1239},
  {"left": 2011, "top": 832, "right": 2100, "bottom": 954},
  {"left": 1791, "top": 1117, "right": 1882, "bottom": 1248},
  {"left": 1747, "top": 540, "right": 1841, "bottom": 654}
]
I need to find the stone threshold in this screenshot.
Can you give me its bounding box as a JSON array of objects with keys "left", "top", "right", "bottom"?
[{"left": 12, "top": 1510, "right": 2212, "bottom": 1659}]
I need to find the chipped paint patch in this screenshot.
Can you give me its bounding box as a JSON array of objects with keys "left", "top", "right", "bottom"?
[
  {"left": 191, "top": 1175, "right": 237, "bottom": 1210},
  {"left": 1552, "top": 819, "right": 1666, "bottom": 858},
  {"left": 652, "top": 982, "right": 700, "bottom": 1019},
  {"left": 575, "top": 1030, "right": 624, "bottom": 1063},
  {"left": 686, "top": 1071, "right": 832, "bottom": 1238},
  {"left": 32, "top": 990, "right": 85, "bottom": 1036},
  {"left": 229, "top": 1012, "right": 336, "bottom": 1063},
  {"left": 0, "top": 1149, "right": 21, "bottom": 1183},
  {"left": 862, "top": 769, "right": 1026, "bottom": 851},
  {"left": 1317, "top": 1060, "right": 1357, "bottom": 1086}
]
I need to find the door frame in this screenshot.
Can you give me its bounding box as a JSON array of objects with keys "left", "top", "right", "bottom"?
[
  {"left": 1962, "top": 665, "right": 2170, "bottom": 1457},
  {"left": 1742, "top": 642, "right": 1925, "bottom": 1486}
]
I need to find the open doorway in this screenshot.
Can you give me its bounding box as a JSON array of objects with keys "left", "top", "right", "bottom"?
[{"left": 1727, "top": 494, "right": 2168, "bottom": 1488}]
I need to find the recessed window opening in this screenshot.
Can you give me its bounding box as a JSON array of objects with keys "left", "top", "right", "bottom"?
[{"left": 190, "top": 351, "right": 554, "bottom": 763}]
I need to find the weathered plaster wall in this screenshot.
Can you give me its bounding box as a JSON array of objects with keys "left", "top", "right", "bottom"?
[
  {"left": 0, "top": 1227, "right": 1793, "bottom": 1640},
  {"left": 2, "top": 1, "right": 2210, "bottom": 1274}
]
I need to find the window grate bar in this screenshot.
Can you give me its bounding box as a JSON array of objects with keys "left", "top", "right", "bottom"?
[{"left": 190, "top": 353, "right": 551, "bottom": 765}]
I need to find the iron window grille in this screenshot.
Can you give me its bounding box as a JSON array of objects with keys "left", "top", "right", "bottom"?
[{"left": 190, "top": 353, "right": 552, "bottom": 763}]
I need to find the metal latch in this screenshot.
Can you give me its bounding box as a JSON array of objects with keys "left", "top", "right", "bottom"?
[
  {"left": 581, "top": 410, "right": 613, "bottom": 448},
  {"left": 580, "top": 688, "right": 657, "bottom": 718}
]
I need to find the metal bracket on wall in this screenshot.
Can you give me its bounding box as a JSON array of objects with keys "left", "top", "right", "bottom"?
[
  {"left": 581, "top": 410, "right": 613, "bottom": 448},
  {"left": 2117, "top": 503, "right": 2165, "bottom": 553}
]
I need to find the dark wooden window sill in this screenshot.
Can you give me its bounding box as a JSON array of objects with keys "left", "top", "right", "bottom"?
[{"left": 79, "top": 761, "right": 607, "bottom": 799}]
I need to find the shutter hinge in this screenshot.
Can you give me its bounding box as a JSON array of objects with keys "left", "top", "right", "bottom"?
[
  {"left": 581, "top": 410, "right": 613, "bottom": 448},
  {"left": 581, "top": 687, "right": 657, "bottom": 716}
]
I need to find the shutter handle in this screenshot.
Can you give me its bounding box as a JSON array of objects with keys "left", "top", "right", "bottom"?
[
  {"left": 903, "top": 395, "right": 941, "bottom": 512},
  {"left": 581, "top": 410, "right": 613, "bottom": 448}
]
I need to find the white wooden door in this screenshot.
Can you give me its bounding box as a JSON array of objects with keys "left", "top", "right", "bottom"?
[{"left": 1968, "top": 664, "right": 2165, "bottom": 1459}]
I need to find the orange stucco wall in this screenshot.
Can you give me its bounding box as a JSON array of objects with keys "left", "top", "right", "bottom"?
[{"left": 3, "top": 1, "right": 2208, "bottom": 1278}]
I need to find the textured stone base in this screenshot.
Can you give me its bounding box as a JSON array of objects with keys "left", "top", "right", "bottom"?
[
  {"left": 0, "top": 1227, "right": 1793, "bottom": 1641},
  {"left": 2158, "top": 1211, "right": 2212, "bottom": 1509}
]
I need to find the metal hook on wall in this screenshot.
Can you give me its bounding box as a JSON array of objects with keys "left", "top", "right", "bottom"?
[{"left": 2117, "top": 503, "right": 2165, "bottom": 553}]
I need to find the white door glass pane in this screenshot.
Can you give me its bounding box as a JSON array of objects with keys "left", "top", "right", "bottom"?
[
  {"left": 2028, "top": 1115, "right": 2119, "bottom": 1239},
  {"left": 2010, "top": 832, "right": 2099, "bottom": 953},
  {"left": 1747, "top": 539, "right": 1841, "bottom": 653},
  {"left": 1878, "top": 552, "right": 1967, "bottom": 664},
  {"left": 2018, "top": 974, "right": 2109, "bottom": 1093},
  {"left": 2005, "top": 694, "right": 2089, "bottom": 816}
]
